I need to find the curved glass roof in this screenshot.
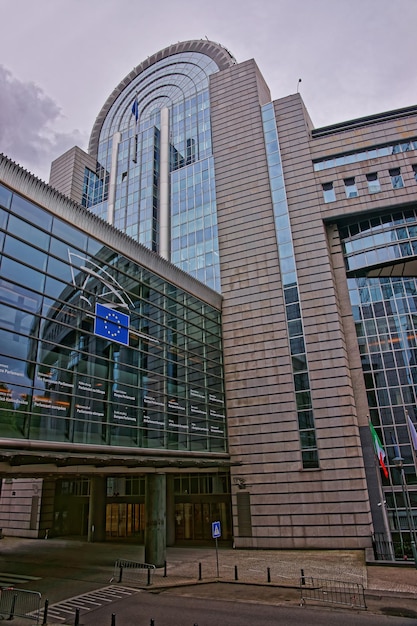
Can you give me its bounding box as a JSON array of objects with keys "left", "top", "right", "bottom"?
[{"left": 89, "top": 40, "right": 236, "bottom": 156}]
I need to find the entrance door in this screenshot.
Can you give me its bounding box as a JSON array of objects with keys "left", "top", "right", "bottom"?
[
  {"left": 174, "top": 501, "right": 230, "bottom": 541},
  {"left": 106, "top": 503, "right": 144, "bottom": 539}
]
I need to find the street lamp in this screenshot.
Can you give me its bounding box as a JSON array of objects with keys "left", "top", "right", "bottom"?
[{"left": 392, "top": 453, "right": 417, "bottom": 568}]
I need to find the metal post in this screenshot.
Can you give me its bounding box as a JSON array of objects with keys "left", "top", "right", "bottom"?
[
  {"left": 74, "top": 607, "right": 80, "bottom": 626},
  {"left": 394, "top": 453, "right": 417, "bottom": 568},
  {"left": 8, "top": 593, "right": 17, "bottom": 620},
  {"left": 267, "top": 567, "right": 271, "bottom": 583},
  {"left": 163, "top": 561, "right": 167, "bottom": 578},
  {"left": 400, "top": 466, "right": 417, "bottom": 568},
  {"left": 42, "top": 599, "right": 49, "bottom": 625},
  {"left": 198, "top": 562, "right": 202, "bottom": 581},
  {"left": 111, "top": 613, "right": 116, "bottom": 626},
  {"left": 118, "top": 565, "right": 123, "bottom": 583},
  {"left": 150, "top": 619, "right": 155, "bottom": 626},
  {"left": 234, "top": 565, "right": 238, "bottom": 581},
  {"left": 301, "top": 568, "right": 305, "bottom": 585}
]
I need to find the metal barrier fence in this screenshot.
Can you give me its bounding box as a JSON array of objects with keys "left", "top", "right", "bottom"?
[
  {"left": 112, "top": 559, "right": 156, "bottom": 586},
  {"left": 300, "top": 575, "right": 367, "bottom": 610},
  {"left": 0, "top": 587, "right": 42, "bottom": 623}
]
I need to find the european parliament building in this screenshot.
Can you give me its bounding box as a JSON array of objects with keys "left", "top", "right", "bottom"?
[{"left": 1, "top": 39, "right": 417, "bottom": 561}]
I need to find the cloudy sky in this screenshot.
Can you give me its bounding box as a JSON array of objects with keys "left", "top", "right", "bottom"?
[{"left": 1, "top": 0, "right": 416, "bottom": 181}]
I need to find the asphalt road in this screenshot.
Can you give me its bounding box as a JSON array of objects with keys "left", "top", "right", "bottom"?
[
  {"left": 58, "top": 587, "right": 417, "bottom": 626},
  {"left": 1, "top": 538, "right": 416, "bottom": 625}
]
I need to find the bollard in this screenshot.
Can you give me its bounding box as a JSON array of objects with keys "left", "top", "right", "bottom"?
[
  {"left": 8, "top": 593, "right": 17, "bottom": 620},
  {"left": 198, "top": 562, "right": 202, "bottom": 581},
  {"left": 234, "top": 565, "right": 238, "bottom": 581},
  {"left": 147, "top": 567, "right": 152, "bottom": 586},
  {"left": 118, "top": 565, "right": 123, "bottom": 583},
  {"left": 42, "top": 599, "right": 49, "bottom": 625},
  {"left": 301, "top": 568, "right": 305, "bottom": 585},
  {"left": 150, "top": 619, "right": 155, "bottom": 626},
  {"left": 267, "top": 567, "right": 271, "bottom": 583},
  {"left": 163, "top": 560, "right": 167, "bottom": 578},
  {"left": 74, "top": 607, "right": 80, "bottom": 626},
  {"left": 111, "top": 613, "right": 116, "bottom": 626}
]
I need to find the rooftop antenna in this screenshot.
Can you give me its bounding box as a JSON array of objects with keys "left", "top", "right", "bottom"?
[{"left": 297, "top": 78, "right": 302, "bottom": 93}]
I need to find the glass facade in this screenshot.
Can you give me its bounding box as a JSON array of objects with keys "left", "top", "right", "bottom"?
[
  {"left": 262, "top": 103, "right": 319, "bottom": 469},
  {"left": 342, "top": 207, "right": 417, "bottom": 274},
  {"left": 341, "top": 208, "right": 417, "bottom": 552},
  {"left": 314, "top": 139, "right": 417, "bottom": 171},
  {"left": 53, "top": 473, "right": 232, "bottom": 541},
  {"left": 0, "top": 183, "right": 226, "bottom": 453},
  {"left": 86, "top": 52, "right": 221, "bottom": 291}
]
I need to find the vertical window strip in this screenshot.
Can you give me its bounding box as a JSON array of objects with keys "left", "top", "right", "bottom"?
[{"left": 261, "top": 103, "right": 319, "bottom": 469}]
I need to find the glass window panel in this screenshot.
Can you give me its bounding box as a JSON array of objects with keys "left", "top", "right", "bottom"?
[
  {"left": 286, "top": 302, "right": 301, "bottom": 321},
  {"left": 292, "top": 354, "right": 307, "bottom": 371},
  {"left": 290, "top": 336, "right": 305, "bottom": 355},
  {"left": 366, "top": 173, "right": 381, "bottom": 193},
  {"left": 0, "top": 184, "right": 12, "bottom": 210},
  {"left": 3, "top": 235, "right": 47, "bottom": 272},
  {"left": 10, "top": 194, "right": 53, "bottom": 230},
  {"left": 300, "top": 430, "right": 316, "bottom": 448},
  {"left": 302, "top": 449, "right": 319, "bottom": 469},
  {"left": 298, "top": 410, "right": 314, "bottom": 429},
  {"left": 322, "top": 182, "right": 336, "bottom": 203},
  {"left": 344, "top": 177, "right": 358, "bottom": 199},
  {"left": 8, "top": 214, "right": 50, "bottom": 249},
  {"left": 294, "top": 372, "right": 310, "bottom": 391},
  {"left": 284, "top": 286, "right": 299, "bottom": 304},
  {"left": 0, "top": 257, "right": 45, "bottom": 292},
  {"left": 51, "top": 220, "right": 87, "bottom": 252},
  {"left": 296, "top": 390, "right": 311, "bottom": 410}
]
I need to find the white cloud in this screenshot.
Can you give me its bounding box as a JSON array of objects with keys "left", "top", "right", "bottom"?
[{"left": 0, "top": 65, "right": 87, "bottom": 181}]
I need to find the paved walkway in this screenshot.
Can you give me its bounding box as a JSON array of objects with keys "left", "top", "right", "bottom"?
[{"left": 2, "top": 536, "right": 417, "bottom": 592}]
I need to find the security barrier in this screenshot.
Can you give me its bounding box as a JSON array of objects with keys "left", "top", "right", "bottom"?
[
  {"left": 0, "top": 587, "right": 42, "bottom": 623},
  {"left": 300, "top": 575, "right": 367, "bottom": 610},
  {"left": 112, "top": 559, "right": 156, "bottom": 586}
]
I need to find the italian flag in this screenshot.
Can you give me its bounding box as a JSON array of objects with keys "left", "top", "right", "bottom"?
[{"left": 369, "top": 421, "right": 388, "bottom": 478}]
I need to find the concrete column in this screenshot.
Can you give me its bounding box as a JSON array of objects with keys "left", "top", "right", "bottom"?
[
  {"left": 107, "top": 131, "right": 121, "bottom": 225},
  {"left": 159, "top": 107, "right": 170, "bottom": 260},
  {"left": 166, "top": 475, "right": 175, "bottom": 547},
  {"left": 88, "top": 476, "right": 106, "bottom": 543},
  {"left": 145, "top": 474, "right": 166, "bottom": 566}
]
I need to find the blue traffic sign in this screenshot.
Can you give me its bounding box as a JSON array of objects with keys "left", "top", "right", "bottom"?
[{"left": 212, "top": 520, "right": 221, "bottom": 538}]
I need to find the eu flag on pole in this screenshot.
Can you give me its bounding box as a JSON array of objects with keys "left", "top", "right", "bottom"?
[
  {"left": 94, "top": 303, "right": 129, "bottom": 346},
  {"left": 131, "top": 99, "right": 139, "bottom": 122}
]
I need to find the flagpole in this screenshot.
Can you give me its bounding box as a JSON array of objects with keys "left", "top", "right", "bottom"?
[
  {"left": 392, "top": 420, "right": 417, "bottom": 568},
  {"left": 131, "top": 94, "right": 139, "bottom": 163},
  {"left": 406, "top": 410, "right": 417, "bottom": 466},
  {"left": 368, "top": 417, "right": 395, "bottom": 560}
]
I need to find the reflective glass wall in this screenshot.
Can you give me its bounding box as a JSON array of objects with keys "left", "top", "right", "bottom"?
[
  {"left": 262, "top": 103, "right": 319, "bottom": 469},
  {"left": 341, "top": 207, "right": 417, "bottom": 553},
  {"left": 0, "top": 183, "right": 226, "bottom": 452},
  {"left": 87, "top": 52, "right": 221, "bottom": 291}
]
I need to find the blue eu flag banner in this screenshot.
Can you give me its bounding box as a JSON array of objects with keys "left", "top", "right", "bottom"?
[
  {"left": 94, "top": 303, "right": 130, "bottom": 346},
  {"left": 131, "top": 99, "right": 139, "bottom": 122}
]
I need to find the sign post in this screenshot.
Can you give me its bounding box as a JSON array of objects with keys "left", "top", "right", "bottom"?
[{"left": 212, "top": 520, "right": 221, "bottom": 578}]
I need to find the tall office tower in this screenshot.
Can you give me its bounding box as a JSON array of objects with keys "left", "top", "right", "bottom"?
[
  {"left": 50, "top": 41, "right": 237, "bottom": 292},
  {"left": 49, "top": 39, "right": 417, "bottom": 554}
]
